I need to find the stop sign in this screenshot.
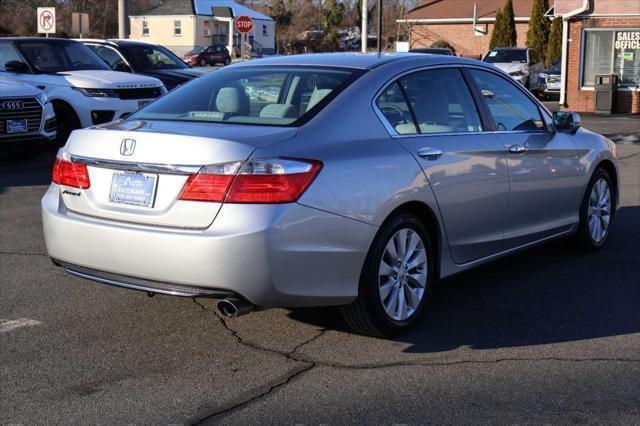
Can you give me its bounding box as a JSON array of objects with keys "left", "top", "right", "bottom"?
[{"left": 235, "top": 16, "right": 253, "bottom": 33}]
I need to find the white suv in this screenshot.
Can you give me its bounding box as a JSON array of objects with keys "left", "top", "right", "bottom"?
[
  {"left": 0, "top": 76, "right": 56, "bottom": 156},
  {"left": 482, "top": 48, "right": 544, "bottom": 90},
  {"left": 0, "top": 38, "right": 166, "bottom": 144}
]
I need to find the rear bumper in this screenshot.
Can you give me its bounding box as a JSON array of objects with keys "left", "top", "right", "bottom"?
[{"left": 42, "top": 184, "right": 376, "bottom": 307}]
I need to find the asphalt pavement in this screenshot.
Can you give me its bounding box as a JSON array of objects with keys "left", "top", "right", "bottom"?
[{"left": 1, "top": 119, "right": 639, "bottom": 424}]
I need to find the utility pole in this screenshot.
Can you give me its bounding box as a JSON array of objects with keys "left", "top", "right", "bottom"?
[
  {"left": 361, "top": 0, "right": 368, "bottom": 52},
  {"left": 118, "top": 0, "right": 129, "bottom": 39},
  {"left": 377, "top": 0, "right": 383, "bottom": 54}
]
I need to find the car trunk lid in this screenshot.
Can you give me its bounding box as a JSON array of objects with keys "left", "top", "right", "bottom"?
[{"left": 59, "top": 120, "right": 297, "bottom": 229}]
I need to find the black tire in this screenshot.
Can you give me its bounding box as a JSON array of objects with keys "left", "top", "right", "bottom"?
[
  {"left": 7, "top": 142, "right": 41, "bottom": 159},
  {"left": 341, "top": 213, "right": 434, "bottom": 337},
  {"left": 53, "top": 102, "right": 80, "bottom": 147},
  {"left": 199, "top": 58, "right": 207, "bottom": 67},
  {"left": 223, "top": 57, "right": 231, "bottom": 66},
  {"left": 573, "top": 168, "right": 615, "bottom": 251}
]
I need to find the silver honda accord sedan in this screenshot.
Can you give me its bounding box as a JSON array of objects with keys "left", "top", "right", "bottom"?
[{"left": 42, "top": 53, "right": 619, "bottom": 336}]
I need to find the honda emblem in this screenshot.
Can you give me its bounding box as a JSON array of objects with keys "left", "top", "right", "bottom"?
[{"left": 120, "top": 139, "right": 136, "bottom": 156}]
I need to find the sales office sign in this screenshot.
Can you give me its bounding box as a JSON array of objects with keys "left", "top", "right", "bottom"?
[{"left": 615, "top": 31, "right": 640, "bottom": 50}]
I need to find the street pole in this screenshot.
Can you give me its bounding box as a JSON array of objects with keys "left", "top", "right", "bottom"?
[
  {"left": 377, "top": 0, "right": 383, "bottom": 54},
  {"left": 118, "top": 0, "right": 129, "bottom": 39},
  {"left": 361, "top": 0, "right": 368, "bottom": 52}
]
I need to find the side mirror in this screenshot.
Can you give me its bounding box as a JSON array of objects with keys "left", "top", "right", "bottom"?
[
  {"left": 4, "top": 60, "right": 29, "bottom": 73},
  {"left": 553, "top": 111, "right": 581, "bottom": 134}
]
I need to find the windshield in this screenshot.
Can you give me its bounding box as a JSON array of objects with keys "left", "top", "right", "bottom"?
[
  {"left": 483, "top": 50, "right": 527, "bottom": 63},
  {"left": 15, "top": 40, "right": 110, "bottom": 73},
  {"left": 187, "top": 47, "right": 205, "bottom": 55},
  {"left": 410, "top": 48, "right": 451, "bottom": 55},
  {"left": 131, "top": 66, "right": 362, "bottom": 127},
  {"left": 119, "top": 44, "right": 188, "bottom": 70}
]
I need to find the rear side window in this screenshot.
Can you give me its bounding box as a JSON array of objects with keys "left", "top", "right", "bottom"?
[
  {"left": 377, "top": 68, "right": 482, "bottom": 135},
  {"left": 132, "top": 66, "right": 361, "bottom": 127},
  {"left": 469, "top": 69, "right": 545, "bottom": 132}
]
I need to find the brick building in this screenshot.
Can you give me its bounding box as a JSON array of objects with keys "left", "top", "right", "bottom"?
[
  {"left": 554, "top": 0, "right": 640, "bottom": 113},
  {"left": 399, "top": 0, "right": 534, "bottom": 59},
  {"left": 401, "top": 0, "right": 640, "bottom": 113}
]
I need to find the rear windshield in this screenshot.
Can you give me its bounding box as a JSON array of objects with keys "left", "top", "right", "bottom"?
[
  {"left": 131, "top": 66, "right": 362, "bottom": 127},
  {"left": 483, "top": 50, "right": 527, "bottom": 63}
]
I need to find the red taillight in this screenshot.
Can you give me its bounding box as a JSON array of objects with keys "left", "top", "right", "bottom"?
[
  {"left": 52, "top": 158, "right": 90, "bottom": 189},
  {"left": 178, "top": 158, "right": 322, "bottom": 204},
  {"left": 178, "top": 174, "right": 234, "bottom": 202}
]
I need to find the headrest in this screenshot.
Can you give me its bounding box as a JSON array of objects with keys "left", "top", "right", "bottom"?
[{"left": 216, "top": 87, "right": 249, "bottom": 115}]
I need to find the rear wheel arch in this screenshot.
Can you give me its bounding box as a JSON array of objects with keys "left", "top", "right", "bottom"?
[{"left": 381, "top": 201, "right": 442, "bottom": 280}]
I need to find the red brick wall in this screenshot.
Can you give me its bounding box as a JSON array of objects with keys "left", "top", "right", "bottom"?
[
  {"left": 565, "top": 17, "right": 640, "bottom": 113},
  {"left": 410, "top": 22, "right": 529, "bottom": 58}
]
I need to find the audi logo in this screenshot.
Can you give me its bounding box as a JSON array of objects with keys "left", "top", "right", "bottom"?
[{"left": 0, "top": 100, "right": 24, "bottom": 110}]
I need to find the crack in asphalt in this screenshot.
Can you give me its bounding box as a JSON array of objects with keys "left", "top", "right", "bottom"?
[
  {"left": 192, "top": 363, "right": 315, "bottom": 425},
  {"left": 189, "top": 298, "right": 639, "bottom": 423},
  {"left": 0, "top": 250, "right": 48, "bottom": 257},
  {"left": 619, "top": 152, "right": 640, "bottom": 162},
  {"left": 190, "top": 298, "right": 321, "bottom": 425}
]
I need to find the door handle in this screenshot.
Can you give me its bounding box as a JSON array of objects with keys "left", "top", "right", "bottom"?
[
  {"left": 417, "top": 148, "right": 443, "bottom": 160},
  {"left": 509, "top": 144, "right": 528, "bottom": 154}
]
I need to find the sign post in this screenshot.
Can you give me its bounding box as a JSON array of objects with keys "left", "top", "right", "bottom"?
[
  {"left": 72, "top": 13, "right": 90, "bottom": 38},
  {"left": 37, "top": 7, "right": 56, "bottom": 37},
  {"left": 235, "top": 16, "right": 254, "bottom": 62}
]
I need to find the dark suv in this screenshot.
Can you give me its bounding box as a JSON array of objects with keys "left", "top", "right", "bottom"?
[
  {"left": 81, "top": 39, "right": 204, "bottom": 91},
  {"left": 184, "top": 45, "right": 231, "bottom": 67}
]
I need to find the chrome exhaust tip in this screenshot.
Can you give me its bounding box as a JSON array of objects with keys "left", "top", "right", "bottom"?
[{"left": 217, "top": 299, "right": 254, "bottom": 318}]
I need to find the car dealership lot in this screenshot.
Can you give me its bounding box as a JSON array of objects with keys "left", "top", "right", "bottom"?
[{"left": 1, "top": 124, "right": 639, "bottom": 424}]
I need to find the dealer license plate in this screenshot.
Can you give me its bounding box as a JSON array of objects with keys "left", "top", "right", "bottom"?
[{"left": 109, "top": 172, "right": 157, "bottom": 207}]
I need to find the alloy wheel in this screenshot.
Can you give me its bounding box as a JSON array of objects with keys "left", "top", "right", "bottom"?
[
  {"left": 378, "top": 228, "right": 428, "bottom": 321},
  {"left": 588, "top": 178, "right": 612, "bottom": 243}
]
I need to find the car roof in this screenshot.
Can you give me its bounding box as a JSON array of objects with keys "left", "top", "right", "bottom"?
[
  {"left": 76, "top": 39, "right": 157, "bottom": 47},
  {"left": 490, "top": 47, "right": 529, "bottom": 51},
  {"left": 0, "top": 37, "right": 79, "bottom": 44},
  {"left": 229, "top": 52, "right": 477, "bottom": 70}
]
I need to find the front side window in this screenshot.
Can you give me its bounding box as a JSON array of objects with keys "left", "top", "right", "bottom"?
[
  {"left": 377, "top": 68, "right": 482, "bottom": 135},
  {"left": 469, "top": 69, "right": 545, "bottom": 132},
  {"left": 174, "top": 20, "right": 182, "bottom": 36},
  {"left": 582, "top": 29, "right": 640, "bottom": 87},
  {"left": 15, "top": 41, "right": 110, "bottom": 73},
  {"left": 119, "top": 44, "right": 188, "bottom": 70},
  {"left": 131, "top": 66, "right": 361, "bottom": 127}
]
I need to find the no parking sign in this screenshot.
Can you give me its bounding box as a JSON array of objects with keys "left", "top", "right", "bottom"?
[{"left": 37, "top": 7, "right": 56, "bottom": 34}]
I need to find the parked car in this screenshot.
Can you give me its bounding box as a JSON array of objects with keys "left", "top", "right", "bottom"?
[
  {"left": 0, "top": 76, "right": 56, "bottom": 156},
  {"left": 81, "top": 39, "right": 205, "bottom": 91},
  {"left": 409, "top": 47, "right": 454, "bottom": 55},
  {"left": 0, "top": 37, "right": 166, "bottom": 144},
  {"left": 482, "top": 47, "right": 544, "bottom": 89},
  {"left": 184, "top": 45, "right": 231, "bottom": 67},
  {"left": 42, "top": 54, "right": 619, "bottom": 337},
  {"left": 531, "top": 61, "right": 562, "bottom": 99}
]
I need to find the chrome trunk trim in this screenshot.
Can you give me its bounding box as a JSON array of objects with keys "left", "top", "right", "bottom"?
[{"left": 70, "top": 155, "right": 202, "bottom": 175}]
